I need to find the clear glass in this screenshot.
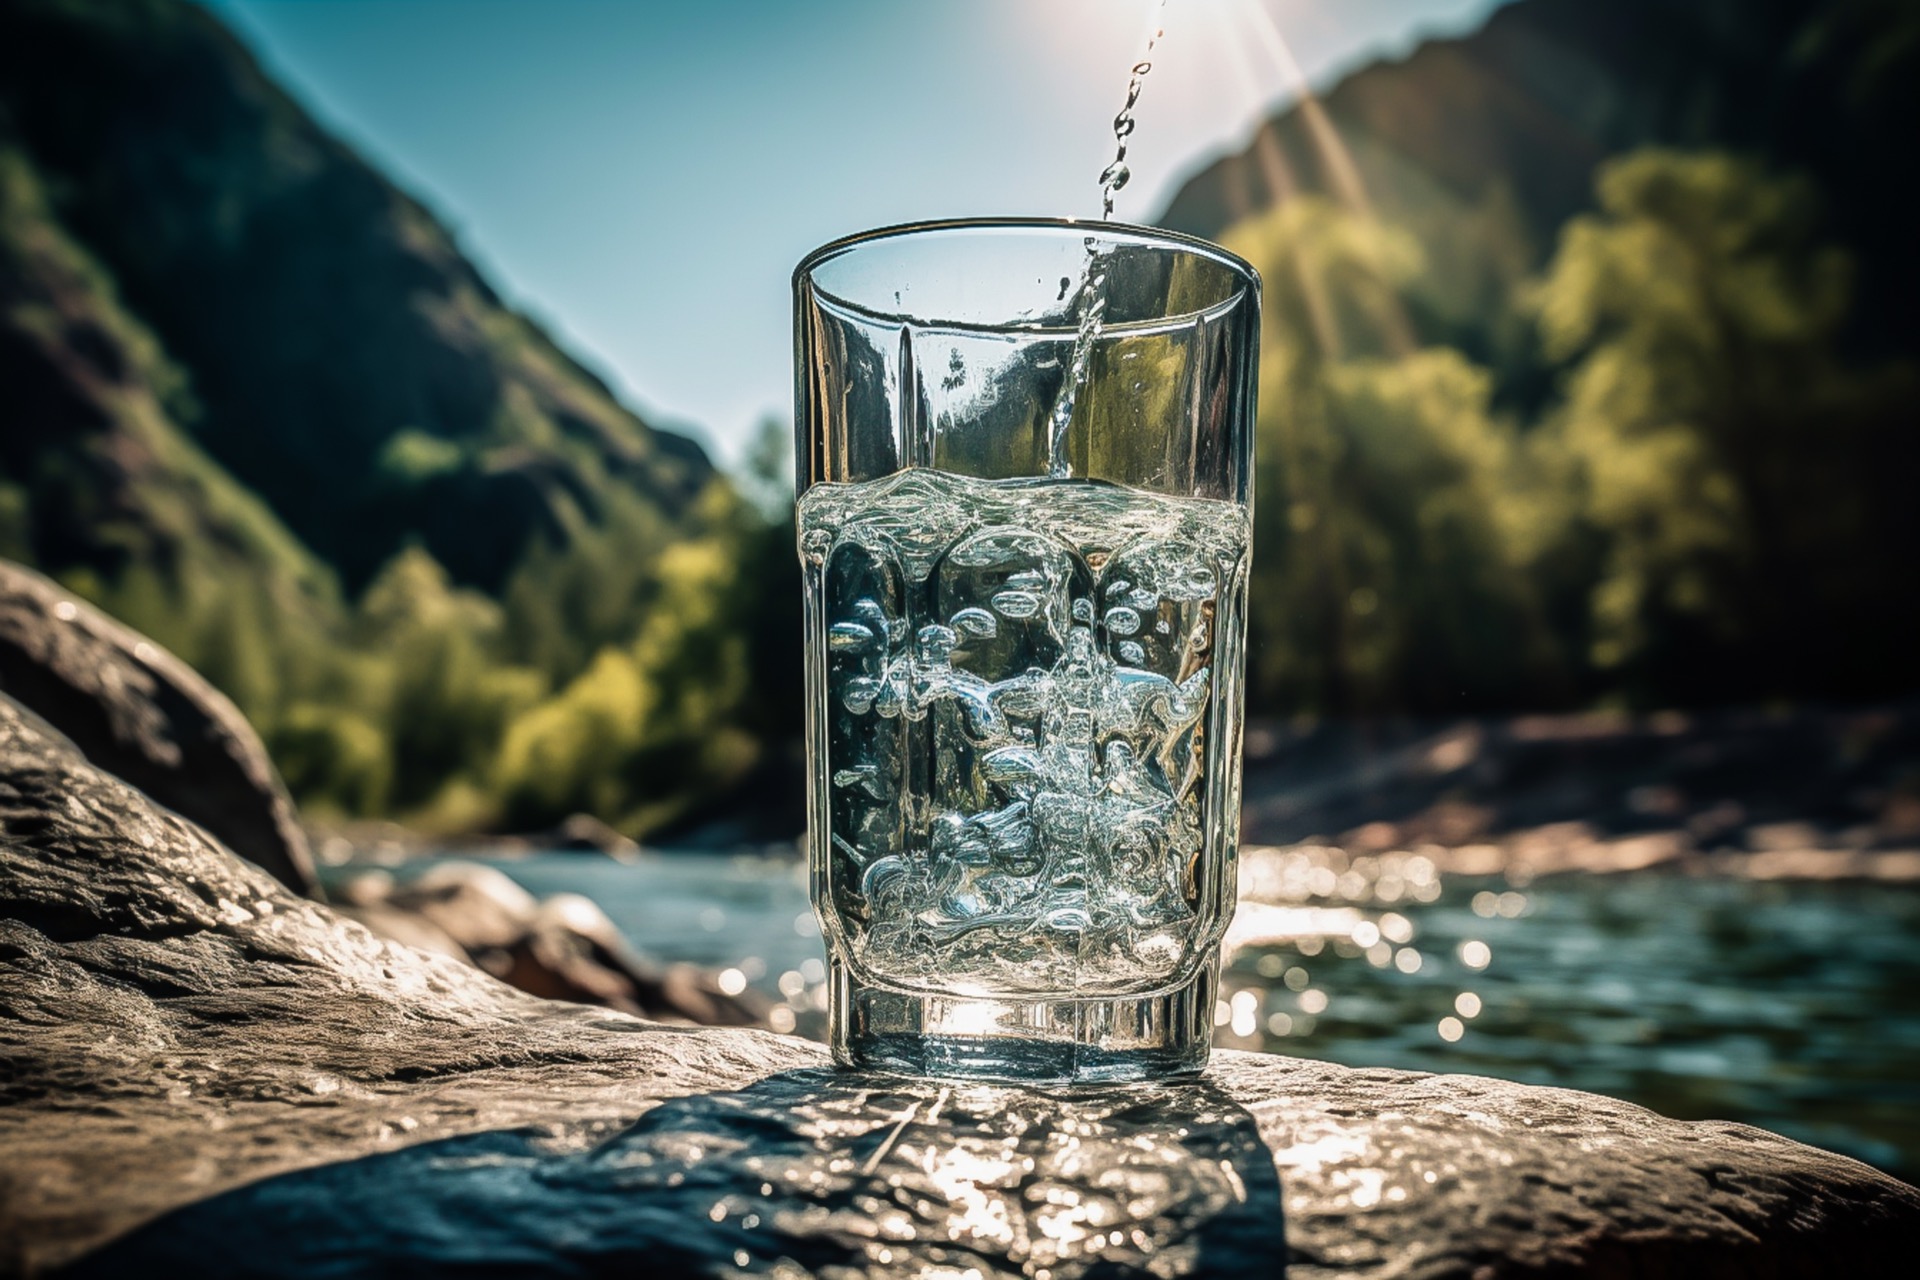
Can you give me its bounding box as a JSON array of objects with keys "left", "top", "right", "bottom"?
[{"left": 793, "top": 218, "right": 1259, "bottom": 1082}]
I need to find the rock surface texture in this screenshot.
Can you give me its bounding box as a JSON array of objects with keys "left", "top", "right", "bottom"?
[
  {"left": 0, "top": 559, "right": 316, "bottom": 895},
  {"left": 2, "top": 693, "right": 1916, "bottom": 1278}
]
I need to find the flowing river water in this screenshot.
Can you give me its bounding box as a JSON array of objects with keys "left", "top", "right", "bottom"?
[{"left": 329, "top": 849, "right": 1920, "bottom": 1184}]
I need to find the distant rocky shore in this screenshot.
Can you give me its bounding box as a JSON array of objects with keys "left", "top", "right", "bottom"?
[{"left": 1234, "top": 704, "right": 1920, "bottom": 882}]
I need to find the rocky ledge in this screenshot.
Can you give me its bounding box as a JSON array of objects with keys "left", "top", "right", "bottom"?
[{"left": 2, "top": 694, "right": 1916, "bottom": 1279}]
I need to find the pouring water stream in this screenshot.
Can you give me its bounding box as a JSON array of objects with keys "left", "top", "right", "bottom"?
[{"left": 1047, "top": 0, "right": 1169, "bottom": 478}]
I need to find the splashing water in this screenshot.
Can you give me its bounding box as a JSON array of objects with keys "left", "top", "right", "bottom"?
[{"left": 1047, "top": 0, "right": 1169, "bottom": 479}]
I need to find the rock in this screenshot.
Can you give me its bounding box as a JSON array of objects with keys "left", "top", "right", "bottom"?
[
  {"left": 347, "top": 861, "right": 767, "bottom": 1027},
  {"left": 1, "top": 694, "right": 1915, "bottom": 1278},
  {"left": 0, "top": 559, "right": 317, "bottom": 897},
  {"left": 548, "top": 812, "right": 642, "bottom": 858},
  {"left": 383, "top": 861, "right": 541, "bottom": 953}
]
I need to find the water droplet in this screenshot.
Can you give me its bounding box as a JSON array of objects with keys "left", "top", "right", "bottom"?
[
  {"left": 1104, "top": 606, "right": 1141, "bottom": 636},
  {"left": 1118, "top": 641, "right": 1146, "bottom": 665},
  {"left": 1071, "top": 597, "right": 1094, "bottom": 624},
  {"left": 1098, "top": 162, "right": 1131, "bottom": 193}
]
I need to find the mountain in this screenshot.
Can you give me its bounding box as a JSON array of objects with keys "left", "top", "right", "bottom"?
[
  {"left": 0, "top": 131, "right": 336, "bottom": 624},
  {"left": 0, "top": 0, "right": 712, "bottom": 597},
  {"left": 1158, "top": 0, "right": 1918, "bottom": 376},
  {"left": 0, "top": 0, "right": 766, "bottom": 835}
]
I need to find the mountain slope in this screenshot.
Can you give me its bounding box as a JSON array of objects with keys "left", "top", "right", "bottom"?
[
  {"left": 0, "top": 134, "right": 337, "bottom": 631},
  {"left": 0, "top": 0, "right": 712, "bottom": 594}
]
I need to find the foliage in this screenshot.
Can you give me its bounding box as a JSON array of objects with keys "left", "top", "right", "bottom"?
[
  {"left": 20, "top": 144, "right": 1913, "bottom": 835},
  {"left": 1224, "top": 200, "right": 1567, "bottom": 714},
  {"left": 1527, "top": 149, "right": 1917, "bottom": 699},
  {"left": 1221, "top": 150, "right": 1915, "bottom": 716}
]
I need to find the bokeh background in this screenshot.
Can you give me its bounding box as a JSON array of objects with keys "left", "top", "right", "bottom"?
[{"left": 4, "top": 0, "right": 1916, "bottom": 1178}]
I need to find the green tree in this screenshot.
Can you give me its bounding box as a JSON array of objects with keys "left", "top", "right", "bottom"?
[
  {"left": 1224, "top": 198, "right": 1563, "bottom": 714},
  {"left": 1531, "top": 148, "right": 1916, "bottom": 698},
  {"left": 357, "top": 546, "right": 546, "bottom": 814},
  {"left": 491, "top": 480, "right": 767, "bottom": 835}
]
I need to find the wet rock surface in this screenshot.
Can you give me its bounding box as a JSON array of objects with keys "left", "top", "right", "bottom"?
[
  {"left": 2, "top": 694, "right": 1917, "bottom": 1278},
  {"left": 0, "top": 559, "right": 316, "bottom": 896}
]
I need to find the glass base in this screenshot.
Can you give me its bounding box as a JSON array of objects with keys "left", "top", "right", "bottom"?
[{"left": 828, "top": 957, "right": 1217, "bottom": 1084}]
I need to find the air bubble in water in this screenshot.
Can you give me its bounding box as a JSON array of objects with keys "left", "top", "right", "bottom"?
[
  {"left": 841, "top": 677, "right": 880, "bottom": 715},
  {"left": 829, "top": 622, "right": 876, "bottom": 652},
  {"left": 992, "top": 590, "right": 1043, "bottom": 619},
  {"left": 951, "top": 607, "right": 999, "bottom": 638}
]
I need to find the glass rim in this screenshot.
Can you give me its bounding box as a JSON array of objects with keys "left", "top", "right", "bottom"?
[{"left": 794, "top": 216, "right": 1260, "bottom": 334}]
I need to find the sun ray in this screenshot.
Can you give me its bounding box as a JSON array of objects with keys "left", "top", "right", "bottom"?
[
  {"left": 1239, "top": 0, "right": 1373, "bottom": 218},
  {"left": 1238, "top": 0, "right": 1416, "bottom": 355},
  {"left": 1208, "top": 1, "right": 1340, "bottom": 358}
]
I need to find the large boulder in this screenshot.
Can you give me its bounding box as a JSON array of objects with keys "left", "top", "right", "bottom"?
[
  {"left": 1, "top": 693, "right": 1914, "bottom": 1278},
  {"left": 0, "top": 559, "right": 316, "bottom": 896}
]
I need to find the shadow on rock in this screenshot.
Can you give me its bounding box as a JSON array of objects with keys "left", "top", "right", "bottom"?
[{"left": 64, "top": 1068, "right": 1286, "bottom": 1279}]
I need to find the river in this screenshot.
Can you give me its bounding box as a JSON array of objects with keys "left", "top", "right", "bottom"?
[{"left": 329, "top": 849, "right": 1920, "bottom": 1183}]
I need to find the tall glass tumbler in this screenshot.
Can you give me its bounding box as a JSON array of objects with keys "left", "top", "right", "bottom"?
[{"left": 793, "top": 219, "right": 1259, "bottom": 1082}]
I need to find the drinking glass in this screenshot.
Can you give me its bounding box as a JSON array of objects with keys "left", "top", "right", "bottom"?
[{"left": 793, "top": 218, "right": 1258, "bottom": 1082}]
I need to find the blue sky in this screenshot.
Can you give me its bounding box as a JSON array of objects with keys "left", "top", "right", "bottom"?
[{"left": 205, "top": 0, "right": 1503, "bottom": 464}]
